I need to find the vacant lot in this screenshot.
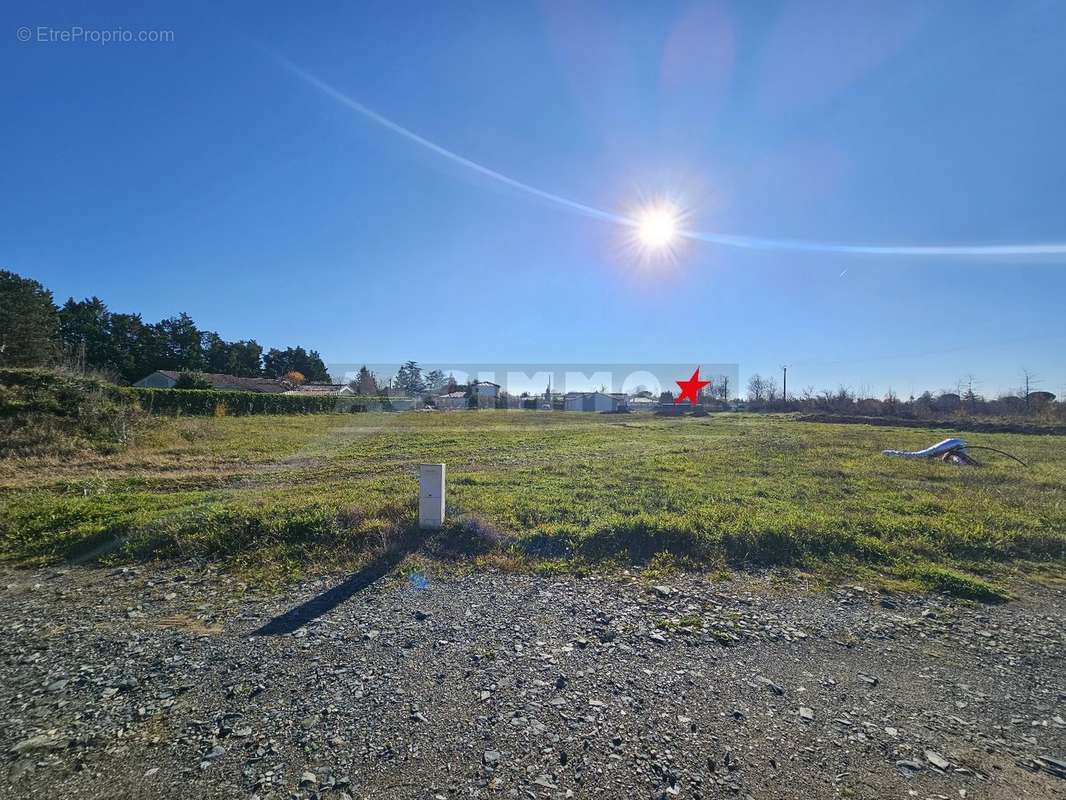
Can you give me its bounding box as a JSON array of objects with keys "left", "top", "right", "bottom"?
[{"left": 1, "top": 412, "right": 1063, "bottom": 598}]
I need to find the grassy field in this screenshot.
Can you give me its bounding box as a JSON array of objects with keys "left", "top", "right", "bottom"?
[{"left": 1, "top": 411, "right": 1063, "bottom": 599}]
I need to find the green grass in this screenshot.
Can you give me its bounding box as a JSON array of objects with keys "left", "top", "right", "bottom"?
[{"left": 2, "top": 411, "right": 1064, "bottom": 599}]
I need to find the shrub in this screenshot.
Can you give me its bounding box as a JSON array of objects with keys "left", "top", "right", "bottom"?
[
  {"left": 0, "top": 367, "right": 144, "bottom": 457},
  {"left": 174, "top": 372, "right": 213, "bottom": 390}
]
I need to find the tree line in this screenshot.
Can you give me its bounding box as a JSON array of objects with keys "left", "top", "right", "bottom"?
[
  {"left": 349, "top": 361, "right": 461, "bottom": 398},
  {"left": 0, "top": 270, "right": 329, "bottom": 384},
  {"left": 744, "top": 372, "right": 1060, "bottom": 419}
]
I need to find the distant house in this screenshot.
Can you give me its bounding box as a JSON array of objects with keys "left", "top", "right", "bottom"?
[
  {"left": 627, "top": 396, "right": 658, "bottom": 412},
  {"left": 461, "top": 381, "right": 500, "bottom": 409},
  {"left": 284, "top": 383, "right": 349, "bottom": 396},
  {"left": 433, "top": 381, "right": 502, "bottom": 410},
  {"left": 471, "top": 381, "right": 500, "bottom": 401},
  {"left": 564, "top": 392, "right": 627, "bottom": 412},
  {"left": 133, "top": 370, "right": 289, "bottom": 393},
  {"left": 436, "top": 390, "right": 469, "bottom": 410}
]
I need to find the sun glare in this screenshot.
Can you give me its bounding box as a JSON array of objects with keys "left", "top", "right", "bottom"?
[
  {"left": 627, "top": 201, "right": 687, "bottom": 264},
  {"left": 638, "top": 208, "right": 679, "bottom": 249}
]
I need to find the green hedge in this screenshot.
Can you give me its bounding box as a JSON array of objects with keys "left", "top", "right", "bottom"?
[
  {"left": 0, "top": 368, "right": 373, "bottom": 419},
  {"left": 0, "top": 368, "right": 143, "bottom": 456},
  {"left": 131, "top": 388, "right": 366, "bottom": 416}
]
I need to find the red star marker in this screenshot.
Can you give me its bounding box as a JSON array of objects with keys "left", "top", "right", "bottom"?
[{"left": 675, "top": 367, "right": 711, "bottom": 405}]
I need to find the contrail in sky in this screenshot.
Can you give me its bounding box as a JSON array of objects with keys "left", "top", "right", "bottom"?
[
  {"left": 277, "top": 55, "right": 1066, "bottom": 258},
  {"left": 277, "top": 56, "right": 625, "bottom": 226}
]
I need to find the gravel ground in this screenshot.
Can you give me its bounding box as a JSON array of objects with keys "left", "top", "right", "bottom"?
[{"left": 1, "top": 562, "right": 1064, "bottom": 799}]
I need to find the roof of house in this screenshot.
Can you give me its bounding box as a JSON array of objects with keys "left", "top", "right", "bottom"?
[
  {"left": 153, "top": 370, "right": 290, "bottom": 393},
  {"left": 284, "top": 383, "right": 345, "bottom": 395},
  {"left": 438, "top": 391, "right": 467, "bottom": 398},
  {"left": 471, "top": 381, "right": 500, "bottom": 388}
]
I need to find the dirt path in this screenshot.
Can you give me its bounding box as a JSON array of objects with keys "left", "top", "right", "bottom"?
[{"left": 1, "top": 565, "right": 1063, "bottom": 798}]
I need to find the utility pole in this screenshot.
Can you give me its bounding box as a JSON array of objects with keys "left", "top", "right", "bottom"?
[
  {"left": 1022, "top": 368, "right": 1037, "bottom": 412},
  {"left": 781, "top": 365, "right": 788, "bottom": 402}
]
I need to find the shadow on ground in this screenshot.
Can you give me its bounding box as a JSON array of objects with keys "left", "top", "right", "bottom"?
[
  {"left": 248, "top": 518, "right": 812, "bottom": 638},
  {"left": 251, "top": 540, "right": 420, "bottom": 636},
  {"left": 250, "top": 520, "right": 504, "bottom": 637}
]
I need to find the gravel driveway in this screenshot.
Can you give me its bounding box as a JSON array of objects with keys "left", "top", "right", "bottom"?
[{"left": 1, "top": 563, "right": 1064, "bottom": 799}]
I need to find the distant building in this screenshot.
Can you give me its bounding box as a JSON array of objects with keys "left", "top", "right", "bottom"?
[
  {"left": 470, "top": 381, "right": 500, "bottom": 401},
  {"left": 133, "top": 370, "right": 289, "bottom": 393},
  {"left": 435, "top": 381, "right": 501, "bottom": 410},
  {"left": 564, "top": 392, "right": 627, "bottom": 412},
  {"left": 466, "top": 381, "right": 500, "bottom": 409},
  {"left": 283, "top": 383, "right": 350, "bottom": 396},
  {"left": 627, "top": 396, "right": 658, "bottom": 412},
  {"left": 436, "top": 391, "right": 469, "bottom": 410}
]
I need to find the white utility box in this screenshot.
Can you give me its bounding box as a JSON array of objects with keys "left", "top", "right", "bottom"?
[{"left": 418, "top": 463, "right": 446, "bottom": 529}]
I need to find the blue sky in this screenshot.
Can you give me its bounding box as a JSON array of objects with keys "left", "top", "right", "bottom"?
[{"left": 3, "top": 1, "right": 1065, "bottom": 398}]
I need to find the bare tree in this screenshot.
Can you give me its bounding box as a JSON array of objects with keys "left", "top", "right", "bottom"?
[
  {"left": 884, "top": 387, "right": 899, "bottom": 414},
  {"left": 764, "top": 375, "right": 779, "bottom": 402},
  {"left": 747, "top": 374, "right": 765, "bottom": 403},
  {"left": 714, "top": 374, "right": 730, "bottom": 401},
  {"left": 834, "top": 385, "right": 854, "bottom": 412}
]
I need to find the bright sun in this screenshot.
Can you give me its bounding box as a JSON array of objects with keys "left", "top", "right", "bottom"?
[{"left": 637, "top": 206, "right": 680, "bottom": 250}]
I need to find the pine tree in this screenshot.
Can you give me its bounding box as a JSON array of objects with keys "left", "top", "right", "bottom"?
[
  {"left": 394, "top": 361, "right": 426, "bottom": 395},
  {"left": 425, "top": 369, "right": 446, "bottom": 392},
  {"left": 264, "top": 346, "right": 329, "bottom": 382},
  {"left": 351, "top": 365, "right": 379, "bottom": 395},
  {"left": 58, "top": 296, "right": 112, "bottom": 372},
  {"left": 0, "top": 270, "right": 60, "bottom": 367}
]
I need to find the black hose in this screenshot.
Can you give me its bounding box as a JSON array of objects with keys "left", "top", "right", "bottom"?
[{"left": 963, "top": 445, "right": 1028, "bottom": 468}]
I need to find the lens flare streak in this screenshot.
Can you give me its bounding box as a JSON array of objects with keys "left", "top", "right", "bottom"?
[{"left": 276, "top": 55, "right": 1066, "bottom": 259}]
